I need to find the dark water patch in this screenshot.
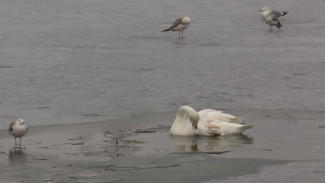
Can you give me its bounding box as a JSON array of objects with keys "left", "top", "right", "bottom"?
[
  {"left": 36, "top": 106, "right": 50, "bottom": 109},
  {"left": 292, "top": 73, "right": 306, "bottom": 76},
  {"left": 131, "top": 35, "right": 166, "bottom": 40},
  {"left": 235, "top": 94, "right": 255, "bottom": 98},
  {"left": 175, "top": 41, "right": 192, "bottom": 45},
  {"left": 291, "top": 86, "right": 303, "bottom": 89},
  {"left": 134, "top": 129, "right": 157, "bottom": 133},
  {"left": 124, "top": 139, "right": 146, "bottom": 144},
  {"left": 82, "top": 113, "right": 103, "bottom": 117},
  {"left": 0, "top": 65, "right": 14, "bottom": 68},
  {"left": 33, "top": 158, "right": 48, "bottom": 161},
  {"left": 134, "top": 125, "right": 171, "bottom": 134},
  {"left": 68, "top": 138, "right": 79, "bottom": 141},
  {"left": 171, "top": 150, "right": 230, "bottom": 155},
  {"left": 215, "top": 92, "right": 231, "bottom": 95},
  {"left": 70, "top": 142, "right": 85, "bottom": 146},
  {"left": 135, "top": 67, "right": 154, "bottom": 72},
  {"left": 198, "top": 42, "right": 222, "bottom": 47},
  {"left": 8, "top": 150, "right": 28, "bottom": 164},
  {"left": 103, "top": 163, "right": 180, "bottom": 171},
  {"left": 282, "top": 76, "right": 291, "bottom": 80},
  {"left": 46, "top": 43, "right": 114, "bottom": 51}
]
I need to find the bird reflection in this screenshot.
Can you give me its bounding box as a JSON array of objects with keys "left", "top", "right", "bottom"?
[
  {"left": 8, "top": 149, "right": 27, "bottom": 165},
  {"left": 170, "top": 134, "right": 253, "bottom": 153}
]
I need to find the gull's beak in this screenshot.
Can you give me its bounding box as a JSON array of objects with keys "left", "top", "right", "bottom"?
[{"left": 192, "top": 124, "right": 198, "bottom": 129}]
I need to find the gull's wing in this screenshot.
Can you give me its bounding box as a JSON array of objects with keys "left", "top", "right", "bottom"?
[
  {"left": 170, "top": 18, "right": 182, "bottom": 28},
  {"left": 271, "top": 10, "right": 288, "bottom": 17},
  {"left": 8, "top": 120, "right": 16, "bottom": 132},
  {"left": 162, "top": 18, "right": 182, "bottom": 32}
]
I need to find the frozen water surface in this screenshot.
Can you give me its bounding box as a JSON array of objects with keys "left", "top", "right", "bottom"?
[{"left": 0, "top": 0, "right": 324, "bottom": 129}]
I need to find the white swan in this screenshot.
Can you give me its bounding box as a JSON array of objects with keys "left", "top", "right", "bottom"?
[{"left": 170, "top": 106, "right": 253, "bottom": 136}]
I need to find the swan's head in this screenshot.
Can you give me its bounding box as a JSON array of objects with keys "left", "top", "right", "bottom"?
[
  {"left": 182, "top": 16, "right": 191, "bottom": 24},
  {"left": 178, "top": 105, "right": 199, "bottom": 129}
]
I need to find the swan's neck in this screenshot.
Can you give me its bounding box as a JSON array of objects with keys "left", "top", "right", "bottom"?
[
  {"left": 173, "top": 106, "right": 199, "bottom": 127},
  {"left": 170, "top": 106, "right": 199, "bottom": 136}
]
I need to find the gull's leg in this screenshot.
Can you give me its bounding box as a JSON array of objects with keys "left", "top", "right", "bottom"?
[{"left": 19, "top": 137, "right": 22, "bottom": 147}]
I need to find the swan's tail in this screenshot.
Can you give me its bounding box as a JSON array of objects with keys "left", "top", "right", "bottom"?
[{"left": 240, "top": 124, "right": 254, "bottom": 131}]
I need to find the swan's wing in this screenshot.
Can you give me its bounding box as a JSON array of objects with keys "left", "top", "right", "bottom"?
[
  {"left": 202, "top": 120, "right": 252, "bottom": 136},
  {"left": 198, "top": 119, "right": 222, "bottom": 136},
  {"left": 198, "top": 109, "right": 244, "bottom": 124},
  {"left": 228, "top": 116, "right": 245, "bottom": 124}
]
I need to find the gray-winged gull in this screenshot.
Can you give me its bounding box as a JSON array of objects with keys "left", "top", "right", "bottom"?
[
  {"left": 162, "top": 16, "right": 191, "bottom": 39},
  {"left": 9, "top": 118, "right": 28, "bottom": 147},
  {"left": 261, "top": 6, "right": 288, "bottom": 20},
  {"left": 264, "top": 12, "right": 283, "bottom": 31}
]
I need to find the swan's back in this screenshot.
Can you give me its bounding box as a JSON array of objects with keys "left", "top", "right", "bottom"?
[
  {"left": 197, "top": 109, "right": 252, "bottom": 136},
  {"left": 210, "top": 121, "right": 253, "bottom": 135},
  {"left": 198, "top": 109, "right": 243, "bottom": 124}
]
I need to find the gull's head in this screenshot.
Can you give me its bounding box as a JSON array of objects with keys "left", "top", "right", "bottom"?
[
  {"left": 262, "top": 6, "right": 269, "bottom": 12},
  {"left": 16, "top": 118, "right": 26, "bottom": 126},
  {"left": 182, "top": 16, "right": 191, "bottom": 24}
]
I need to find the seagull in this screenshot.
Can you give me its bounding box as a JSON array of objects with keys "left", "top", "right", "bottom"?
[
  {"left": 264, "top": 12, "right": 282, "bottom": 31},
  {"left": 9, "top": 118, "right": 28, "bottom": 147},
  {"left": 261, "top": 6, "right": 288, "bottom": 20},
  {"left": 162, "top": 16, "right": 191, "bottom": 39}
]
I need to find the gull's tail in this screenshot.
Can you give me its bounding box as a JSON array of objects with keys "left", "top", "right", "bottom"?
[
  {"left": 281, "top": 11, "right": 288, "bottom": 16},
  {"left": 276, "top": 21, "right": 283, "bottom": 29},
  {"left": 161, "top": 27, "right": 172, "bottom": 32}
]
